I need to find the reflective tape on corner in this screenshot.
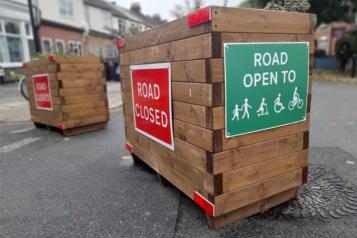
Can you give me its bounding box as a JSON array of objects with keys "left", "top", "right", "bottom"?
[
  {"left": 187, "top": 6, "right": 211, "bottom": 28},
  {"left": 194, "top": 191, "right": 215, "bottom": 217}
]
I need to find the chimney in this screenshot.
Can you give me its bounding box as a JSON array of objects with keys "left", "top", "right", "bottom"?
[{"left": 130, "top": 3, "right": 141, "bottom": 14}]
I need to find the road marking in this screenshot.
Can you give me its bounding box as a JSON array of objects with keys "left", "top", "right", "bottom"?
[
  {"left": 10, "top": 126, "right": 35, "bottom": 134},
  {"left": 0, "top": 137, "right": 41, "bottom": 153}
]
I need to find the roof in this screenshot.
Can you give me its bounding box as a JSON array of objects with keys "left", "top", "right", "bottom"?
[
  {"left": 84, "top": 0, "right": 154, "bottom": 27},
  {"left": 111, "top": 4, "right": 155, "bottom": 27}
]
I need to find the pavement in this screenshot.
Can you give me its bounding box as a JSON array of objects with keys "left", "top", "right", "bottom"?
[
  {"left": 0, "top": 80, "right": 357, "bottom": 238},
  {"left": 0, "top": 81, "right": 122, "bottom": 122}
]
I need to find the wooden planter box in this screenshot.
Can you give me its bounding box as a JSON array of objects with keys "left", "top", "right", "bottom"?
[
  {"left": 24, "top": 55, "right": 109, "bottom": 136},
  {"left": 119, "top": 7, "right": 315, "bottom": 229}
]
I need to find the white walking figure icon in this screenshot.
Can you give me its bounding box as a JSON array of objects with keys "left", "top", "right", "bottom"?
[
  {"left": 274, "top": 93, "right": 285, "bottom": 113},
  {"left": 288, "top": 87, "right": 304, "bottom": 110},
  {"left": 232, "top": 104, "right": 240, "bottom": 121},
  {"left": 241, "top": 98, "right": 252, "bottom": 119},
  {"left": 256, "top": 97, "right": 269, "bottom": 117}
]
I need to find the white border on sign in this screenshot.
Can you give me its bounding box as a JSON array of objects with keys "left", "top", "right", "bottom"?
[
  {"left": 129, "top": 62, "right": 175, "bottom": 151},
  {"left": 224, "top": 42, "right": 310, "bottom": 138},
  {"left": 31, "top": 73, "right": 54, "bottom": 111}
]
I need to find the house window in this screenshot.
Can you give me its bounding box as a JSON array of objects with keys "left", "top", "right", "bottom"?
[
  {"left": 56, "top": 40, "right": 65, "bottom": 55},
  {"left": 25, "top": 23, "right": 31, "bottom": 36},
  {"left": 59, "top": 0, "right": 73, "bottom": 16},
  {"left": 68, "top": 41, "right": 82, "bottom": 56},
  {"left": 5, "top": 22, "right": 21, "bottom": 34},
  {"left": 103, "top": 47, "right": 117, "bottom": 59},
  {"left": 317, "top": 37, "right": 328, "bottom": 51},
  {"left": 102, "top": 11, "right": 110, "bottom": 28},
  {"left": 118, "top": 19, "right": 125, "bottom": 32},
  {"left": 0, "top": 20, "right": 25, "bottom": 63},
  {"left": 91, "top": 45, "right": 102, "bottom": 56},
  {"left": 42, "top": 38, "right": 52, "bottom": 54}
]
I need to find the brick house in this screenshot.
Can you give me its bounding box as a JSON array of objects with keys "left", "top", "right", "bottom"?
[
  {"left": 36, "top": 0, "right": 86, "bottom": 55},
  {"left": 315, "top": 22, "right": 354, "bottom": 56}
]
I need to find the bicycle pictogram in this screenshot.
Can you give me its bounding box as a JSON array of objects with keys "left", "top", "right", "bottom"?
[{"left": 288, "top": 87, "right": 304, "bottom": 110}]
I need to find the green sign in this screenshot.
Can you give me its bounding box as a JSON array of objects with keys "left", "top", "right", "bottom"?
[{"left": 225, "top": 42, "right": 309, "bottom": 138}]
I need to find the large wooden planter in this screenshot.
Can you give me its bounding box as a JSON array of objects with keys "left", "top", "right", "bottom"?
[
  {"left": 24, "top": 56, "right": 109, "bottom": 136},
  {"left": 119, "top": 7, "right": 315, "bottom": 228}
]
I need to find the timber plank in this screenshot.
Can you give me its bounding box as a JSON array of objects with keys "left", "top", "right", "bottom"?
[
  {"left": 54, "top": 55, "right": 101, "bottom": 64},
  {"left": 173, "top": 138, "right": 207, "bottom": 172},
  {"left": 173, "top": 101, "right": 209, "bottom": 128},
  {"left": 211, "top": 133, "right": 304, "bottom": 175},
  {"left": 63, "top": 108, "right": 108, "bottom": 120},
  {"left": 120, "top": 33, "right": 213, "bottom": 65},
  {"left": 120, "top": 16, "right": 211, "bottom": 52},
  {"left": 220, "top": 33, "right": 315, "bottom": 56},
  {"left": 223, "top": 149, "right": 308, "bottom": 192},
  {"left": 214, "top": 169, "right": 302, "bottom": 216},
  {"left": 133, "top": 144, "right": 204, "bottom": 200},
  {"left": 172, "top": 60, "right": 206, "bottom": 83},
  {"left": 174, "top": 119, "right": 214, "bottom": 152},
  {"left": 59, "top": 86, "right": 105, "bottom": 97},
  {"left": 128, "top": 128, "right": 214, "bottom": 193},
  {"left": 64, "top": 115, "right": 109, "bottom": 128},
  {"left": 121, "top": 59, "right": 224, "bottom": 83},
  {"left": 59, "top": 63, "right": 104, "bottom": 72},
  {"left": 208, "top": 187, "right": 298, "bottom": 229},
  {"left": 60, "top": 78, "right": 104, "bottom": 88},
  {"left": 62, "top": 94, "right": 107, "bottom": 104},
  {"left": 56, "top": 72, "right": 103, "bottom": 81},
  {"left": 172, "top": 82, "right": 223, "bottom": 107},
  {"left": 60, "top": 101, "right": 107, "bottom": 113},
  {"left": 211, "top": 7, "right": 316, "bottom": 34},
  {"left": 222, "top": 117, "right": 310, "bottom": 150}
]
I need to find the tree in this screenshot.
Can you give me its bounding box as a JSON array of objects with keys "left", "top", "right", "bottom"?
[
  {"left": 171, "top": 0, "right": 205, "bottom": 18},
  {"left": 309, "top": 0, "right": 357, "bottom": 25},
  {"left": 241, "top": 0, "right": 357, "bottom": 25}
]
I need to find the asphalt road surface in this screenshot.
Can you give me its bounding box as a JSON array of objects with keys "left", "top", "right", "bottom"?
[{"left": 1, "top": 80, "right": 357, "bottom": 238}]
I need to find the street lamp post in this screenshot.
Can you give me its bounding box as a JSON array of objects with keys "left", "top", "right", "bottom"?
[{"left": 27, "top": 0, "right": 41, "bottom": 54}]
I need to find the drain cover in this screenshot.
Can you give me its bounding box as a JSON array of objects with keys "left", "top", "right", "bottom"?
[{"left": 266, "top": 166, "right": 357, "bottom": 219}]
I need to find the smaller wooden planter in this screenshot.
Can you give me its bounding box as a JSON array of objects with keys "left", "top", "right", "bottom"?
[{"left": 24, "top": 55, "right": 109, "bottom": 136}]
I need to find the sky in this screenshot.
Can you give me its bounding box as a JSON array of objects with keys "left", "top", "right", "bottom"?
[{"left": 114, "top": 0, "right": 245, "bottom": 21}]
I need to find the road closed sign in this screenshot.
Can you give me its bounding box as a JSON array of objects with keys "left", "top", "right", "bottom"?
[
  {"left": 32, "top": 74, "right": 53, "bottom": 111},
  {"left": 225, "top": 42, "right": 309, "bottom": 138},
  {"left": 130, "top": 63, "right": 174, "bottom": 150}
]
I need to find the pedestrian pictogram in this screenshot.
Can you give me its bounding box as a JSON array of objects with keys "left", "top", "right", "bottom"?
[
  {"left": 232, "top": 104, "right": 240, "bottom": 121},
  {"left": 241, "top": 98, "right": 252, "bottom": 119},
  {"left": 225, "top": 42, "right": 309, "bottom": 137}
]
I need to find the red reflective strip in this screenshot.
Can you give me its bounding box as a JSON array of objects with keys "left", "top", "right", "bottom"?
[
  {"left": 194, "top": 191, "right": 215, "bottom": 217},
  {"left": 125, "top": 142, "right": 133, "bottom": 153},
  {"left": 48, "top": 55, "right": 55, "bottom": 62},
  {"left": 116, "top": 39, "right": 125, "bottom": 48},
  {"left": 57, "top": 124, "right": 65, "bottom": 130},
  {"left": 187, "top": 6, "right": 211, "bottom": 28}
]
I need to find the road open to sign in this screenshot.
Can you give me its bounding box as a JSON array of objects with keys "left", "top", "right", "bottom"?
[
  {"left": 130, "top": 63, "right": 174, "bottom": 150},
  {"left": 32, "top": 74, "right": 53, "bottom": 111},
  {"left": 225, "top": 42, "right": 309, "bottom": 138}
]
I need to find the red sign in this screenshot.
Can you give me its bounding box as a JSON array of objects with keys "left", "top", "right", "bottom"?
[
  {"left": 130, "top": 63, "right": 174, "bottom": 150},
  {"left": 32, "top": 74, "right": 53, "bottom": 110}
]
